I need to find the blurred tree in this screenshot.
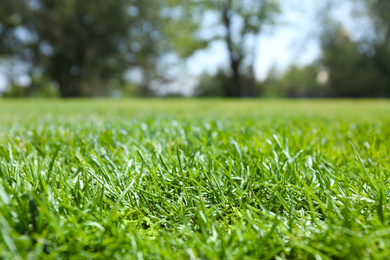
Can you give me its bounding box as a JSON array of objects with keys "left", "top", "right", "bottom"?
[
  {"left": 167, "top": 0, "right": 280, "bottom": 97},
  {"left": 0, "top": 1, "right": 42, "bottom": 97},
  {"left": 36, "top": 0, "right": 132, "bottom": 97},
  {"left": 217, "top": 0, "right": 280, "bottom": 97},
  {"left": 0, "top": 0, "right": 210, "bottom": 98},
  {"left": 262, "top": 64, "right": 321, "bottom": 97},
  {"left": 127, "top": 0, "right": 205, "bottom": 97},
  {"left": 128, "top": 0, "right": 167, "bottom": 97},
  {"left": 364, "top": 0, "right": 390, "bottom": 43},
  {"left": 319, "top": 17, "right": 390, "bottom": 97},
  {"left": 0, "top": 0, "right": 133, "bottom": 98},
  {"left": 314, "top": 0, "right": 390, "bottom": 97},
  {"left": 363, "top": 0, "right": 390, "bottom": 96},
  {"left": 194, "top": 70, "right": 231, "bottom": 97},
  {"left": 194, "top": 69, "right": 262, "bottom": 97},
  {"left": 2, "top": 77, "right": 59, "bottom": 98}
]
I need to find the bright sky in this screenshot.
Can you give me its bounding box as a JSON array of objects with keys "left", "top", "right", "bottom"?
[{"left": 0, "top": 70, "right": 6, "bottom": 92}]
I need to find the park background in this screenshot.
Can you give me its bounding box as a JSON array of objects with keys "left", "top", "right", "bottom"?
[{"left": 0, "top": 0, "right": 389, "bottom": 99}]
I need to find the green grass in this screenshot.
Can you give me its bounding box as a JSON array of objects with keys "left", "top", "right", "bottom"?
[{"left": 0, "top": 99, "right": 390, "bottom": 259}]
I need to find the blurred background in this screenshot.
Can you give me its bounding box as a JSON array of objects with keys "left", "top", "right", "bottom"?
[{"left": 0, "top": 0, "right": 389, "bottom": 98}]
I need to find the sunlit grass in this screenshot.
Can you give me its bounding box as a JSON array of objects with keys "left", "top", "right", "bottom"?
[{"left": 0, "top": 99, "right": 390, "bottom": 259}]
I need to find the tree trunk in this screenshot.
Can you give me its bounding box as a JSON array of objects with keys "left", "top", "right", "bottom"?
[
  {"left": 139, "top": 67, "right": 153, "bottom": 97},
  {"left": 222, "top": 7, "right": 243, "bottom": 97},
  {"left": 231, "top": 59, "right": 242, "bottom": 97},
  {"left": 58, "top": 75, "right": 81, "bottom": 98},
  {"left": 139, "top": 83, "right": 151, "bottom": 97},
  {"left": 25, "top": 69, "right": 35, "bottom": 97}
]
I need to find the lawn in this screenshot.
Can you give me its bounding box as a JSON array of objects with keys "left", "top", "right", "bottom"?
[{"left": 0, "top": 99, "right": 390, "bottom": 259}]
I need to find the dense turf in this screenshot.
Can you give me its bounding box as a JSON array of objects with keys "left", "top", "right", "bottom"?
[{"left": 0, "top": 99, "right": 390, "bottom": 259}]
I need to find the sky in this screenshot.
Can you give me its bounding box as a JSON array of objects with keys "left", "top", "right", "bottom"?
[
  {"left": 0, "top": 69, "right": 7, "bottom": 92},
  {"left": 0, "top": 1, "right": 357, "bottom": 94}
]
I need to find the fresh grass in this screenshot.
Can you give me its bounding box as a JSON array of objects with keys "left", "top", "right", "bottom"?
[{"left": 0, "top": 99, "right": 390, "bottom": 259}]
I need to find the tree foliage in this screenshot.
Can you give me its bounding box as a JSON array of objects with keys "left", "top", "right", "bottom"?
[
  {"left": 262, "top": 64, "right": 321, "bottom": 98},
  {"left": 318, "top": 5, "right": 390, "bottom": 98},
  {"left": 1, "top": 0, "right": 135, "bottom": 97}
]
